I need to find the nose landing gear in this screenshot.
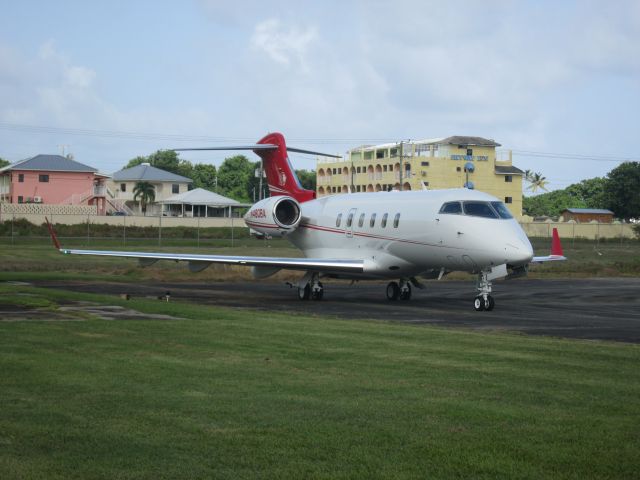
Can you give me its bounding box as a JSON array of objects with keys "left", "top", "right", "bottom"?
[{"left": 474, "top": 270, "right": 495, "bottom": 311}]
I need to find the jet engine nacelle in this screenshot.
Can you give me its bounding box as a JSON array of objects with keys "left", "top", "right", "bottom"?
[{"left": 243, "top": 196, "right": 302, "bottom": 237}]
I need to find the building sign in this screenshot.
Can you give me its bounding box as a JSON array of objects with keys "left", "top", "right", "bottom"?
[{"left": 450, "top": 155, "right": 489, "bottom": 161}]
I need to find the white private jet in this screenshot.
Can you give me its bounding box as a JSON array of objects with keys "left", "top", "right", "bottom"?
[{"left": 45, "top": 132, "right": 565, "bottom": 311}]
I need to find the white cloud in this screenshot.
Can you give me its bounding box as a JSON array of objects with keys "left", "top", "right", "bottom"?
[{"left": 251, "top": 18, "right": 317, "bottom": 69}]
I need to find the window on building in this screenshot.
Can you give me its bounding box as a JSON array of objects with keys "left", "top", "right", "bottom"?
[
  {"left": 423, "top": 181, "right": 429, "bottom": 188},
  {"left": 17, "top": 196, "right": 23, "bottom": 204},
  {"left": 121, "top": 183, "right": 126, "bottom": 192},
  {"left": 456, "top": 167, "right": 462, "bottom": 172},
  {"left": 505, "top": 196, "right": 513, "bottom": 204},
  {"left": 376, "top": 150, "right": 385, "bottom": 159},
  {"left": 172, "top": 184, "right": 179, "bottom": 194},
  {"left": 393, "top": 213, "right": 400, "bottom": 228},
  {"left": 356, "top": 185, "right": 360, "bottom": 192},
  {"left": 421, "top": 161, "right": 429, "bottom": 167},
  {"left": 356, "top": 167, "right": 361, "bottom": 173},
  {"left": 336, "top": 213, "right": 342, "bottom": 227},
  {"left": 358, "top": 213, "right": 365, "bottom": 227},
  {"left": 404, "top": 163, "right": 411, "bottom": 172},
  {"left": 39, "top": 174, "right": 49, "bottom": 183},
  {"left": 504, "top": 175, "right": 512, "bottom": 183},
  {"left": 390, "top": 148, "right": 398, "bottom": 157},
  {"left": 370, "top": 213, "right": 376, "bottom": 227},
  {"left": 18, "top": 174, "right": 24, "bottom": 183},
  {"left": 333, "top": 168, "right": 337, "bottom": 174},
  {"left": 466, "top": 148, "right": 473, "bottom": 156},
  {"left": 381, "top": 213, "right": 388, "bottom": 228},
  {"left": 383, "top": 165, "right": 388, "bottom": 172}
]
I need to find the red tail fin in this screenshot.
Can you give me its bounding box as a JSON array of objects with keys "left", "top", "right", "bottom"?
[
  {"left": 254, "top": 132, "right": 316, "bottom": 203},
  {"left": 550, "top": 228, "right": 563, "bottom": 257}
]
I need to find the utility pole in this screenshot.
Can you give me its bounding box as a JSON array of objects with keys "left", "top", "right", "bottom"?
[
  {"left": 399, "top": 141, "right": 403, "bottom": 186},
  {"left": 258, "top": 161, "right": 264, "bottom": 201}
]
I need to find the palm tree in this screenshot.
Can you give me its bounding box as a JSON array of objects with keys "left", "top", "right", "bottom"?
[
  {"left": 133, "top": 181, "right": 156, "bottom": 215},
  {"left": 526, "top": 171, "right": 549, "bottom": 193}
]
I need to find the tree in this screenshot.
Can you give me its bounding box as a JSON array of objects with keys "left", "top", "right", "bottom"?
[
  {"left": 124, "top": 150, "right": 194, "bottom": 179},
  {"left": 191, "top": 163, "right": 218, "bottom": 191},
  {"left": 133, "top": 181, "right": 156, "bottom": 215},
  {"left": 604, "top": 161, "right": 640, "bottom": 220},
  {"left": 525, "top": 171, "right": 549, "bottom": 193},
  {"left": 564, "top": 177, "right": 607, "bottom": 209},
  {"left": 295, "top": 169, "right": 316, "bottom": 191},
  {"left": 216, "top": 155, "right": 254, "bottom": 202},
  {"left": 0, "top": 157, "right": 10, "bottom": 168}
]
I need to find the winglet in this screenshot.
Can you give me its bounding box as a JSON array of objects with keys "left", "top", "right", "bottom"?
[
  {"left": 45, "top": 217, "right": 61, "bottom": 250},
  {"left": 550, "top": 227, "right": 563, "bottom": 257}
]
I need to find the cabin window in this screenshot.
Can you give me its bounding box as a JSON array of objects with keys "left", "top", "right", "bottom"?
[
  {"left": 370, "top": 213, "right": 376, "bottom": 227},
  {"left": 463, "top": 201, "right": 499, "bottom": 219},
  {"left": 492, "top": 201, "right": 514, "bottom": 218},
  {"left": 39, "top": 174, "right": 49, "bottom": 183},
  {"left": 358, "top": 213, "right": 365, "bottom": 227},
  {"left": 336, "top": 213, "right": 342, "bottom": 227},
  {"left": 346, "top": 212, "right": 354, "bottom": 227},
  {"left": 439, "top": 202, "right": 462, "bottom": 214},
  {"left": 393, "top": 213, "right": 400, "bottom": 228},
  {"left": 504, "top": 175, "right": 513, "bottom": 183},
  {"left": 18, "top": 174, "right": 24, "bottom": 183},
  {"left": 120, "top": 183, "right": 126, "bottom": 192},
  {"left": 172, "top": 183, "right": 179, "bottom": 194},
  {"left": 381, "top": 213, "right": 388, "bottom": 228}
]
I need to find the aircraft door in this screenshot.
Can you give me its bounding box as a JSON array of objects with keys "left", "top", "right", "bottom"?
[{"left": 345, "top": 208, "right": 357, "bottom": 238}]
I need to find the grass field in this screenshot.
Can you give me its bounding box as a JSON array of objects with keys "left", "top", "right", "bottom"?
[
  {"left": 0, "top": 283, "right": 639, "bottom": 479},
  {"left": 0, "top": 236, "right": 638, "bottom": 284}
]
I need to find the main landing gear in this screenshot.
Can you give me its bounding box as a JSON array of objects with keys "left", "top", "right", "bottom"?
[
  {"left": 474, "top": 270, "right": 495, "bottom": 311},
  {"left": 297, "top": 272, "right": 324, "bottom": 301},
  {"left": 386, "top": 279, "right": 412, "bottom": 301}
]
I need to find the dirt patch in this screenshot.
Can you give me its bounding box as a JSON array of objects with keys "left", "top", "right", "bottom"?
[{"left": 0, "top": 300, "right": 183, "bottom": 322}]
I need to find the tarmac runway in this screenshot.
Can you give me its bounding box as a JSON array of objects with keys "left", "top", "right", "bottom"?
[{"left": 36, "top": 277, "right": 640, "bottom": 343}]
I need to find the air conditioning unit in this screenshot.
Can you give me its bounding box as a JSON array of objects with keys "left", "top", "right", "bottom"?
[{"left": 33, "top": 196, "right": 42, "bottom": 203}]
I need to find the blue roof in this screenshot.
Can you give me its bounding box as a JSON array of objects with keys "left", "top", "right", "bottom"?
[
  {"left": 564, "top": 208, "right": 614, "bottom": 215},
  {"left": 0, "top": 154, "right": 97, "bottom": 173},
  {"left": 112, "top": 164, "right": 192, "bottom": 183}
]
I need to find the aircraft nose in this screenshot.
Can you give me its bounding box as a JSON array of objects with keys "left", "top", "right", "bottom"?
[{"left": 504, "top": 237, "right": 534, "bottom": 265}]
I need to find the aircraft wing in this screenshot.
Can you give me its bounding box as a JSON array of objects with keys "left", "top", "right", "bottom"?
[
  {"left": 56, "top": 247, "right": 364, "bottom": 273},
  {"left": 531, "top": 227, "right": 567, "bottom": 263},
  {"left": 45, "top": 215, "right": 362, "bottom": 273}
]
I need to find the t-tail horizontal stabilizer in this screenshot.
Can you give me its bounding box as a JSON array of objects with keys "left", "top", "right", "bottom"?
[{"left": 532, "top": 228, "right": 567, "bottom": 263}]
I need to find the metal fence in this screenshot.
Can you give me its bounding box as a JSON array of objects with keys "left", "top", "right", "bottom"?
[{"left": 0, "top": 214, "right": 637, "bottom": 248}]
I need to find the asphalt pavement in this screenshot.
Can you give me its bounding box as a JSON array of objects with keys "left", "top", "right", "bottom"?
[{"left": 33, "top": 277, "right": 640, "bottom": 343}]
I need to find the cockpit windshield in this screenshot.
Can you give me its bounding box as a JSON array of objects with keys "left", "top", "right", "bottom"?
[
  {"left": 439, "top": 201, "right": 513, "bottom": 219},
  {"left": 490, "top": 201, "right": 514, "bottom": 219}
]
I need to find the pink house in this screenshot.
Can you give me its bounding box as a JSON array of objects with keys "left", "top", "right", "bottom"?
[{"left": 0, "top": 154, "right": 110, "bottom": 214}]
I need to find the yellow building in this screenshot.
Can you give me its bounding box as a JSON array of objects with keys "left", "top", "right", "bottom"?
[{"left": 316, "top": 136, "right": 524, "bottom": 218}]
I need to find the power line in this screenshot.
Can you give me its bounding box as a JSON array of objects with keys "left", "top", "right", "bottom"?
[{"left": 510, "top": 149, "right": 638, "bottom": 163}]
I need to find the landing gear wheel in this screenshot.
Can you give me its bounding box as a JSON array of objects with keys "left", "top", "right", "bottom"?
[
  {"left": 311, "top": 282, "right": 324, "bottom": 301},
  {"left": 474, "top": 296, "right": 485, "bottom": 311},
  {"left": 386, "top": 281, "right": 400, "bottom": 301},
  {"left": 399, "top": 283, "right": 412, "bottom": 301},
  {"left": 298, "top": 284, "right": 310, "bottom": 300},
  {"left": 484, "top": 295, "right": 495, "bottom": 311}
]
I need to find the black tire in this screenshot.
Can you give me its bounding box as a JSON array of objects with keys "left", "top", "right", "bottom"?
[
  {"left": 311, "top": 287, "right": 324, "bottom": 301},
  {"left": 399, "top": 283, "right": 412, "bottom": 301},
  {"left": 298, "top": 284, "right": 310, "bottom": 300},
  {"left": 386, "top": 281, "right": 400, "bottom": 301},
  {"left": 485, "top": 295, "right": 495, "bottom": 311},
  {"left": 474, "top": 296, "right": 485, "bottom": 311}
]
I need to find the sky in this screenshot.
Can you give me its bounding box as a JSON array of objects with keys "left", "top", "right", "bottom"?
[{"left": 1, "top": 0, "right": 639, "bottom": 191}]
